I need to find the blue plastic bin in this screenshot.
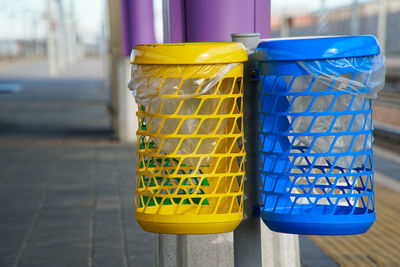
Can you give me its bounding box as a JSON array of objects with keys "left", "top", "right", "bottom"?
[{"left": 256, "top": 36, "right": 385, "bottom": 235}]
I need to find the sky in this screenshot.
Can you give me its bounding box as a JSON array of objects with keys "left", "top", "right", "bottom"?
[{"left": 0, "top": 0, "right": 105, "bottom": 42}]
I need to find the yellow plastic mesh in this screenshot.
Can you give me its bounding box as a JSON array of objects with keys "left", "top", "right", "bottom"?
[{"left": 135, "top": 65, "right": 245, "bottom": 230}]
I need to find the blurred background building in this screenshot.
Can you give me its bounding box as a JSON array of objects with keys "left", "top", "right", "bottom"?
[{"left": 271, "top": 0, "right": 398, "bottom": 55}]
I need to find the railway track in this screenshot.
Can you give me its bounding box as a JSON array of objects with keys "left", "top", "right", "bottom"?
[
  {"left": 375, "top": 90, "right": 400, "bottom": 107},
  {"left": 373, "top": 82, "right": 400, "bottom": 153},
  {"left": 374, "top": 83, "right": 400, "bottom": 108},
  {"left": 374, "top": 122, "right": 400, "bottom": 154}
]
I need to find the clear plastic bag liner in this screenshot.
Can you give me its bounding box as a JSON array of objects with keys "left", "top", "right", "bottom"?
[
  {"left": 128, "top": 63, "right": 238, "bottom": 166},
  {"left": 298, "top": 54, "right": 386, "bottom": 98},
  {"left": 280, "top": 55, "right": 386, "bottom": 169},
  {"left": 128, "top": 63, "right": 238, "bottom": 104},
  {"left": 143, "top": 96, "right": 226, "bottom": 166}
]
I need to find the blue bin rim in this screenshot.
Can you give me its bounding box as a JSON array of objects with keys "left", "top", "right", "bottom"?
[{"left": 256, "top": 35, "right": 381, "bottom": 62}]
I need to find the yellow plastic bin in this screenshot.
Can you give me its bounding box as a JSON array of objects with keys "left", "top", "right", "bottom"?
[{"left": 129, "top": 42, "right": 248, "bottom": 234}]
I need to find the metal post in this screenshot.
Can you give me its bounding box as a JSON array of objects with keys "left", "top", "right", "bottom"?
[
  {"left": 55, "top": 0, "right": 68, "bottom": 69},
  {"left": 231, "top": 33, "right": 262, "bottom": 267},
  {"left": 46, "top": 0, "right": 58, "bottom": 76},
  {"left": 232, "top": 33, "right": 301, "bottom": 267},
  {"left": 378, "top": 0, "right": 387, "bottom": 55},
  {"left": 280, "top": 17, "right": 290, "bottom": 38},
  {"left": 317, "top": 0, "right": 328, "bottom": 35},
  {"left": 351, "top": 0, "right": 360, "bottom": 35},
  {"left": 65, "top": 0, "right": 78, "bottom": 64},
  {"left": 162, "top": 0, "right": 171, "bottom": 43}
]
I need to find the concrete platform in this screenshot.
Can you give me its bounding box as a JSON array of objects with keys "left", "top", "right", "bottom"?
[{"left": 0, "top": 58, "right": 155, "bottom": 267}]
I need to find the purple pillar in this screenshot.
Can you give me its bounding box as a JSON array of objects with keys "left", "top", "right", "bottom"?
[
  {"left": 185, "top": 0, "right": 254, "bottom": 42},
  {"left": 169, "top": 0, "right": 185, "bottom": 43},
  {"left": 169, "top": 0, "right": 271, "bottom": 42},
  {"left": 255, "top": 0, "right": 271, "bottom": 38},
  {"left": 120, "top": 0, "right": 156, "bottom": 56},
  {"left": 120, "top": 0, "right": 131, "bottom": 55}
]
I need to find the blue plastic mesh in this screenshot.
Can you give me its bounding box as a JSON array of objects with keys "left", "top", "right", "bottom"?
[{"left": 258, "top": 65, "right": 376, "bottom": 235}]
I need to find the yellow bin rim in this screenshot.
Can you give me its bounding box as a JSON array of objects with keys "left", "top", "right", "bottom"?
[{"left": 131, "top": 42, "right": 248, "bottom": 65}]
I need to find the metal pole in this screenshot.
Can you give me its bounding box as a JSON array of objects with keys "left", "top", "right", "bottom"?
[
  {"left": 162, "top": 0, "right": 170, "bottom": 43},
  {"left": 231, "top": 33, "right": 262, "bottom": 267},
  {"left": 65, "top": 0, "right": 77, "bottom": 64},
  {"left": 46, "top": 0, "right": 58, "bottom": 76},
  {"left": 378, "top": 0, "right": 387, "bottom": 55},
  {"left": 231, "top": 33, "right": 301, "bottom": 267},
  {"left": 280, "top": 16, "right": 290, "bottom": 38},
  {"left": 55, "top": 0, "right": 68, "bottom": 69},
  {"left": 351, "top": 0, "right": 360, "bottom": 35},
  {"left": 317, "top": 0, "right": 328, "bottom": 35}
]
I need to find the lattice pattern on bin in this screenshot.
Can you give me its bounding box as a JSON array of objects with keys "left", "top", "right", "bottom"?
[
  {"left": 136, "top": 75, "right": 245, "bottom": 217},
  {"left": 259, "top": 73, "right": 375, "bottom": 216}
]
